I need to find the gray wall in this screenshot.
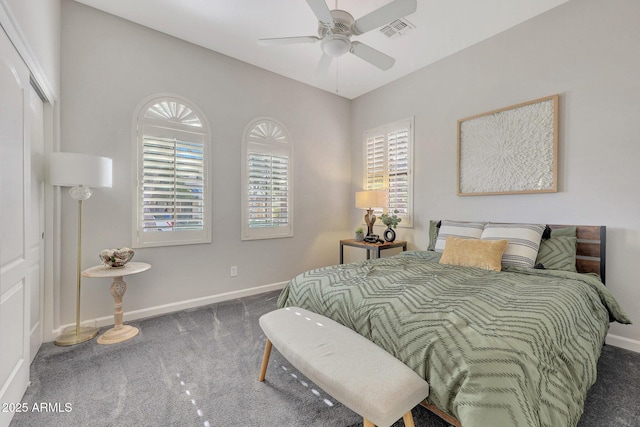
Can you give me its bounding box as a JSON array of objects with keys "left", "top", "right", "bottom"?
[
  {"left": 351, "top": 0, "right": 640, "bottom": 349},
  {"left": 60, "top": 1, "right": 351, "bottom": 324}
]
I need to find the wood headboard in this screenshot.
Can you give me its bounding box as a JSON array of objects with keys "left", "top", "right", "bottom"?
[{"left": 548, "top": 225, "right": 606, "bottom": 284}]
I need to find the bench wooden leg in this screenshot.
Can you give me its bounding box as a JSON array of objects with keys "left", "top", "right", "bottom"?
[
  {"left": 403, "top": 411, "right": 416, "bottom": 427},
  {"left": 363, "top": 412, "right": 414, "bottom": 427},
  {"left": 258, "top": 339, "right": 272, "bottom": 382}
]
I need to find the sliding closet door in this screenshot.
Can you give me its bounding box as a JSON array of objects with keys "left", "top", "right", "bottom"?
[
  {"left": 28, "top": 83, "right": 45, "bottom": 361},
  {"left": 0, "top": 26, "right": 32, "bottom": 426}
]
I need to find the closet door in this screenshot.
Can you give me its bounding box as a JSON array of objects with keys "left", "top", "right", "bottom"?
[
  {"left": 28, "top": 83, "right": 45, "bottom": 361},
  {"left": 0, "top": 26, "right": 32, "bottom": 425}
]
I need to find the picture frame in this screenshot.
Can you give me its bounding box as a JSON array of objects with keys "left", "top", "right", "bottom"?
[{"left": 457, "top": 94, "right": 558, "bottom": 196}]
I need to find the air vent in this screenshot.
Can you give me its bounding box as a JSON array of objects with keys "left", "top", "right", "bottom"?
[{"left": 380, "top": 18, "right": 415, "bottom": 39}]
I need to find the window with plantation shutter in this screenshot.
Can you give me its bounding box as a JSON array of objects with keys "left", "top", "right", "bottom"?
[
  {"left": 133, "top": 96, "right": 211, "bottom": 248},
  {"left": 363, "top": 117, "right": 413, "bottom": 227},
  {"left": 242, "top": 118, "right": 293, "bottom": 240}
]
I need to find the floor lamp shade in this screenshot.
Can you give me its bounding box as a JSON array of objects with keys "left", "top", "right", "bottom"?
[
  {"left": 49, "top": 152, "right": 112, "bottom": 346},
  {"left": 49, "top": 152, "right": 112, "bottom": 189}
]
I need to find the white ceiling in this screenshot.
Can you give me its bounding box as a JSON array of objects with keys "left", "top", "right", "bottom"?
[{"left": 73, "top": 0, "right": 570, "bottom": 99}]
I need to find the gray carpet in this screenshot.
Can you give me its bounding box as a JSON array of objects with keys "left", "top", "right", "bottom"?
[{"left": 10, "top": 290, "right": 640, "bottom": 427}]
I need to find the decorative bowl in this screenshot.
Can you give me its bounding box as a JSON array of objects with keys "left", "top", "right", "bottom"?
[{"left": 99, "top": 247, "right": 135, "bottom": 268}]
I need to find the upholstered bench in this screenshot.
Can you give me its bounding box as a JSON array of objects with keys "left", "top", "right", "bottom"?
[{"left": 258, "top": 307, "right": 429, "bottom": 427}]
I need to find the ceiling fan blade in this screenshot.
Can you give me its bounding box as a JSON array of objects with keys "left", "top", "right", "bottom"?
[
  {"left": 353, "top": 0, "right": 417, "bottom": 35},
  {"left": 314, "top": 54, "right": 333, "bottom": 78},
  {"left": 258, "top": 36, "right": 320, "bottom": 46},
  {"left": 350, "top": 42, "right": 395, "bottom": 70},
  {"left": 305, "top": 0, "right": 334, "bottom": 26}
]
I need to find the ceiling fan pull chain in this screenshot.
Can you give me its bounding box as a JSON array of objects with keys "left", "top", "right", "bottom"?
[{"left": 336, "top": 59, "right": 339, "bottom": 94}]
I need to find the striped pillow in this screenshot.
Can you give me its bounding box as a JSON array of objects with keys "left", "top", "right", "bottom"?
[
  {"left": 481, "top": 223, "right": 546, "bottom": 268},
  {"left": 535, "top": 236, "right": 578, "bottom": 272},
  {"left": 434, "top": 220, "right": 486, "bottom": 252}
]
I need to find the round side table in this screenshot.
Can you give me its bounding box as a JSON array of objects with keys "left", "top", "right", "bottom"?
[{"left": 82, "top": 261, "right": 151, "bottom": 344}]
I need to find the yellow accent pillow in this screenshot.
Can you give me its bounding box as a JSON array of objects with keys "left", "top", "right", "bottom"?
[{"left": 439, "top": 236, "right": 508, "bottom": 271}]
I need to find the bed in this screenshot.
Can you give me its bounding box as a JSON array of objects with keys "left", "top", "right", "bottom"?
[{"left": 276, "top": 222, "right": 630, "bottom": 427}]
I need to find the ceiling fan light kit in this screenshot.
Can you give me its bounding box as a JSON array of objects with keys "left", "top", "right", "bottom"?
[
  {"left": 258, "top": 0, "right": 417, "bottom": 72},
  {"left": 321, "top": 34, "right": 351, "bottom": 57}
]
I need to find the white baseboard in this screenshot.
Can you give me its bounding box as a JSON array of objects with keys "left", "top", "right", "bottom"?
[
  {"left": 51, "top": 281, "right": 287, "bottom": 339},
  {"left": 605, "top": 333, "right": 640, "bottom": 353}
]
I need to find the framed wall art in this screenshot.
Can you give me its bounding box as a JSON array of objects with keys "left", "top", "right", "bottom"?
[{"left": 457, "top": 94, "right": 558, "bottom": 196}]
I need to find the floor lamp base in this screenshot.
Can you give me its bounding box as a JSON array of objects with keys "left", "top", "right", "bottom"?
[{"left": 54, "top": 326, "right": 99, "bottom": 346}]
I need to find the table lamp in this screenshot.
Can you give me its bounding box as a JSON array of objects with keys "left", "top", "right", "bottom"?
[
  {"left": 49, "top": 152, "right": 112, "bottom": 346},
  {"left": 355, "top": 190, "right": 388, "bottom": 237}
]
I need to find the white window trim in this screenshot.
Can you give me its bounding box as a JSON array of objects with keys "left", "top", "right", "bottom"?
[
  {"left": 241, "top": 117, "right": 293, "bottom": 240},
  {"left": 363, "top": 116, "right": 414, "bottom": 228},
  {"left": 132, "top": 94, "right": 212, "bottom": 248}
]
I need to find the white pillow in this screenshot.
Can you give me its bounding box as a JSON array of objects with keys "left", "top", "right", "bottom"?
[
  {"left": 481, "top": 223, "right": 546, "bottom": 268},
  {"left": 434, "top": 220, "right": 486, "bottom": 252}
]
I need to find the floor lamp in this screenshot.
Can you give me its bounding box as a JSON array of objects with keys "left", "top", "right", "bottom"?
[{"left": 50, "top": 152, "right": 113, "bottom": 346}]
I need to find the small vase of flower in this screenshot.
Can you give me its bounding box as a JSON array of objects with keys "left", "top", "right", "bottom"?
[
  {"left": 380, "top": 211, "right": 401, "bottom": 242},
  {"left": 355, "top": 227, "right": 365, "bottom": 241}
]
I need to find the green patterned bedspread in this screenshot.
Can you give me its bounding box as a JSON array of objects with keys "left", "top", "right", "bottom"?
[{"left": 277, "top": 251, "right": 630, "bottom": 427}]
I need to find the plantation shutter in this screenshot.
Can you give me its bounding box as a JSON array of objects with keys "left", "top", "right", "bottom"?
[
  {"left": 365, "top": 133, "right": 385, "bottom": 191},
  {"left": 134, "top": 97, "right": 210, "bottom": 248},
  {"left": 247, "top": 152, "right": 289, "bottom": 229},
  {"left": 387, "top": 127, "right": 409, "bottom": 216},
  {"left": 242, "top": 118, "right": 293, "bottom": 240},
  {"left": 142, "top": 135, "right": 205, "bottom": 232},
  {"left": 363, "top": 118, "right": 413, "bottom": 225}
]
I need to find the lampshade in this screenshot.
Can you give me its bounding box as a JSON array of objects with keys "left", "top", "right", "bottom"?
[
  {"left": 49, "top": 152, "right": 113, "bottom": 188},
  {"left": 355, "top": 190, "right": 388, "bottom": 209}
]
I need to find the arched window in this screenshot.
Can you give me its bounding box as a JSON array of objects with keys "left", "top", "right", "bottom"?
[
  {"left": 133, "top": 96, "right": 211, "bottom": 248},
  {"left": 241, "top": 118, "right": 293, "bottom": 240}
]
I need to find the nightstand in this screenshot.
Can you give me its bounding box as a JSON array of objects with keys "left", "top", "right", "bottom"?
[{"left": 339, "top": 239, "right": 407, "bottom": 264}]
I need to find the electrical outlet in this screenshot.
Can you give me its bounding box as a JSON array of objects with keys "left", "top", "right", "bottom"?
[{"left": 230, "top": 265, "right": 238, "bottom": 277}]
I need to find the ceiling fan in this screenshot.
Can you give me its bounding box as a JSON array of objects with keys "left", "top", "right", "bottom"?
[{"left": 258, "top": 0, "right": 417, "bottom": 75}]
